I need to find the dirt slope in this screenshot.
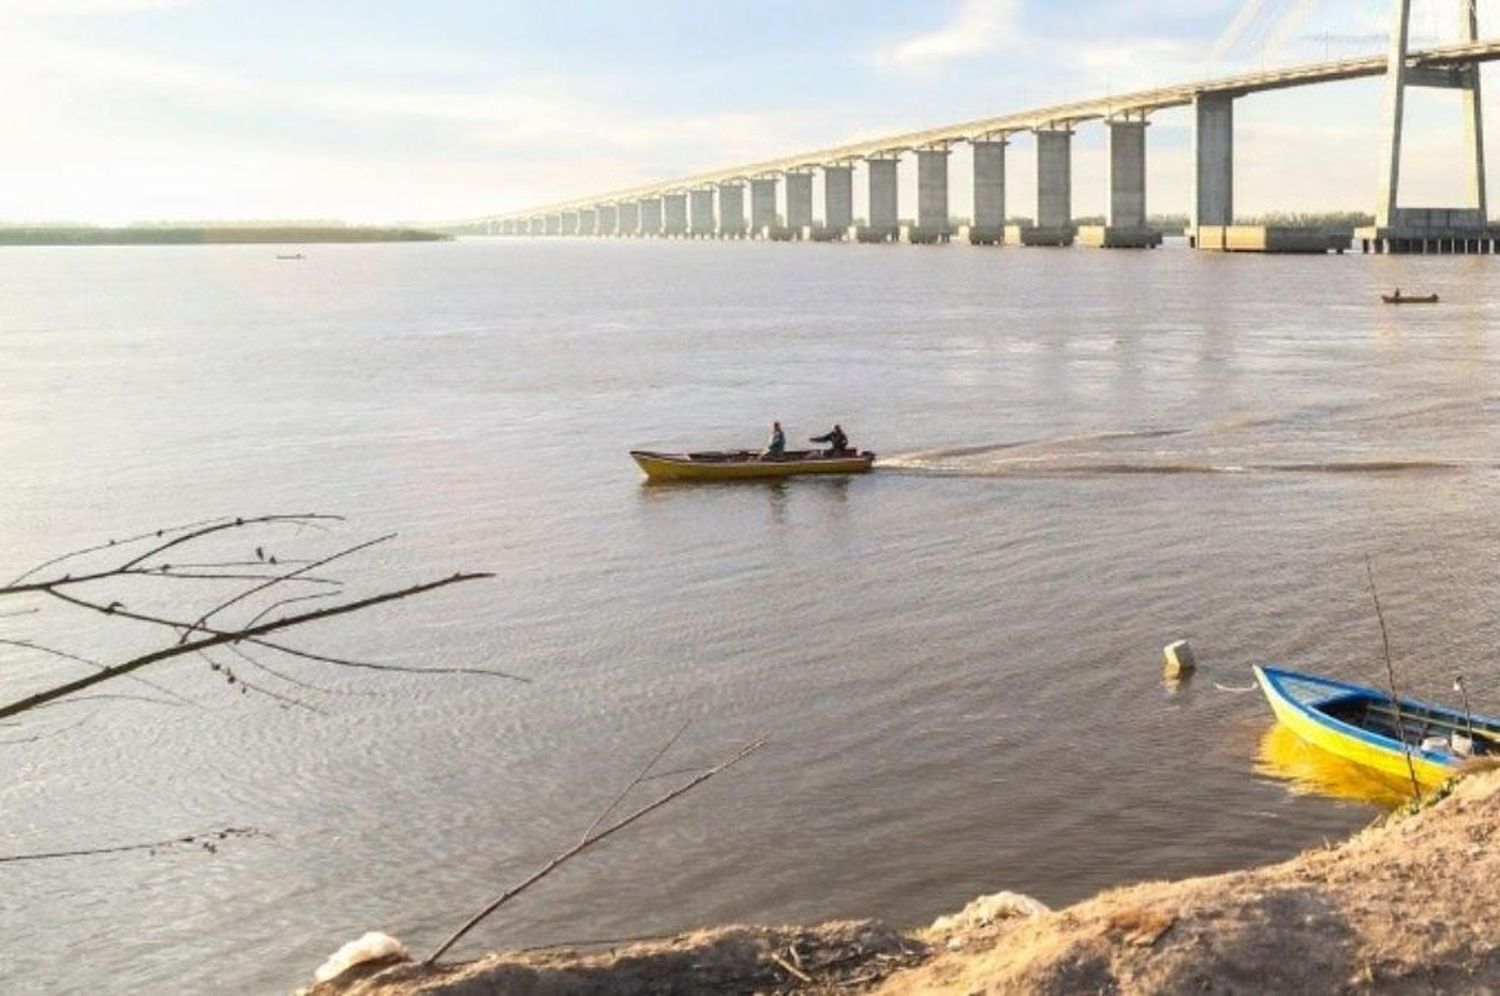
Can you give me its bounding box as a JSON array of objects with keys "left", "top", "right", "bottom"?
[{"left": 309, "top": 767, "right": 1500, "bottom": 995}]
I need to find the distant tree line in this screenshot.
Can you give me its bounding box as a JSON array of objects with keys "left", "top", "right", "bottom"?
[{"left": 1234, "top": 211, "right": 1375, "bottom": 231}]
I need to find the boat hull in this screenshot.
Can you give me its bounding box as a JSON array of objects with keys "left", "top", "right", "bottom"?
[
  {"left": 631, "top": 450, "right": 875, "bottom": 481},
  {"left": 1253, "top": 665, "right": 1488, "bottom": 788}
]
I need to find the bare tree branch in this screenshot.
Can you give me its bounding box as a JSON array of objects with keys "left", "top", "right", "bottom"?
[
  {"left": 241, "top": 591, "right": 339, "bottom": 630},
  {"left": 5, "top": 514, "right": 340, "bottom": 587},
  {"left": 0, "top": 826, "right": 262, "bottom": 864},
  {"left": 0, "top": 638, "right": 199, "bottom": 709},
  {"left": 224, "top": 643, "right": 373, "bottom": 698},
  {"left": 6, "top": 514, "right": 230, "bottom": 585},
  {"left": 247, "top": 638, "right": 530, "bottom": 682},
  {"left": 114, "top": 514, "right": 341, "bottom": 573},
  {"left": 181, "top": 533, "right": 393, "bottom": 641},
  {"left": 424, "top": 734, "right": 769, "bottom": 964},
  {"left": 25, "top": 692, "right": 189, "bottom": 712},
  {"left": 197, "top": 650, "right": 326, "bottom": 714},
  {"left": 0, "top": 572, "right": 494, "bottom": 721}
]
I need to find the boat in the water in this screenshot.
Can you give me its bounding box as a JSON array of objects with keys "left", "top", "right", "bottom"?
[
  {"left": 631, "top": 449, "right": 875, "bottom": 481},
  {"left": 1254, "top": 665, "right": 1499, "bottom": 789},
  {"left": 1381, "top": 291, "right": 1438, "bottom": 304},
  {"left": 276, "top": 253, "right": 305, "bottom": 260}
]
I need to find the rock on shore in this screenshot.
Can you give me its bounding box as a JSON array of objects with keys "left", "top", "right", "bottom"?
[{"left": 310, "top": 766, "right": 1500, "bottom": 995}]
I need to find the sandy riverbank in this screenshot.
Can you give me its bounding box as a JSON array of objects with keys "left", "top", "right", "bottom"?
[{"left": 308, "top": 765, "right": 1500, "bottom": 995}]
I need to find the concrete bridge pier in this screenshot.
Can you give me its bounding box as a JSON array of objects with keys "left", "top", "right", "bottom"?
[
  {"left": 750, "top": 178, "right": 777, "bottom": 237},
  {"left": 578, "top": 208, "right": 597, "bottom": 236},
  {"left": 904, "top": 148, "right": 951, "bottom": 243},
  {"left": 1190, "top": 94, "right": 1234, "bottom": 250},
  {"left": 639, "top": 197, "right": 664, "bottom": 237},
  {"left": 717, "top": 182, "right": 747, "bottom": 238},
  {"left": 618, "top": 201, "right": 640, "bottom": 236},
  {"left": 813, "top": 165, "right": 853, "bottom": 240},
  {"left": 967, "top": 139, "right": 1007, "bottom": 244},
  {"left": 663, "top": 193, "right": 688, "bottom": 237},
  {"left": 545, "top": 215, "right": 561, "bottom": 236},
  {"left": 1010, "top": 129, "right": 1075, "bottom": 246},
  {"left": 1356, "top": 0, "right": 1497, "bottom": 254},
  {"left": 1082, "top": 118, "right": 1161, "bottom": 248},
  {"left": 597, "top": 205, "right": 617, "bottom": 236},
  {"left": 689, "top": 188, "right": 715, "bottom": 238},
  {"left": 561, "top": 211, "right": 579, "bottom": 236},
  {"left": 769, "top": 170, "right": 814, "bottom": 240},
  {"left": 856, "top": 157, "right": 900, "bottom": 242}
]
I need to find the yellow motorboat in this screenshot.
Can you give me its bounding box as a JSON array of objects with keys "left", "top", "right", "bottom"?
[{"left": 630, "top": 449, "right": 876, "bottom": 482}]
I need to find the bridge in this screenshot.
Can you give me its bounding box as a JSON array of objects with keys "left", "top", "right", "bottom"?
[{"left": 490, "top": 1, "right": 1500, "bottom": 255}]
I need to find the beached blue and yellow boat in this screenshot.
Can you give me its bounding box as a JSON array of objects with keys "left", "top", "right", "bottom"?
[
  {"left": 1254, "top": 665, "right": 1500, "bottom": 789},
  {"left": 631, "top": 449, "right": 875, "bottom": 482}
]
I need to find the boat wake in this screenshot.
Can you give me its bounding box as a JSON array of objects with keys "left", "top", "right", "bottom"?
[
  {"left": 879, "top": 424, "right": 1491, "bottom": 479},
  {"left": 883, "top": 455, "right": 1486, "bottom": 479}
]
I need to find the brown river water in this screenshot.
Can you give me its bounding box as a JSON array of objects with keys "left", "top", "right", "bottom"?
[{"left": 2, "top": 238, "right": 1498, "bottom": 993}]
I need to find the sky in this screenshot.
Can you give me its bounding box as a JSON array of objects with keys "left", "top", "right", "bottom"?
[{"left": 0, "top": 0, "right": 1497, "bottom": 225}]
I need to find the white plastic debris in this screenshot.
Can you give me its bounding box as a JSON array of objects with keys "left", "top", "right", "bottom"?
[
  {"left": 930, "top": 891, "right": 1051, "bottom": 933},
  {"left": 314, "top": 931, "right": 410, "bottom": 983}
]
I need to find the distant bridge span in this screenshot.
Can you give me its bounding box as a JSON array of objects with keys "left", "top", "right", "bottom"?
[{"left": 493, "top": 9, "right": 1500, "bottom": 256}]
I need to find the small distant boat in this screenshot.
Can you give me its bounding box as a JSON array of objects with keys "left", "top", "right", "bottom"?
[
  {"left": 276, "top": 253, "right": 305, "bottom": 260},
  {"left": 631, "top": 449, "right": 876, "bottom": 481},
  {"left": 1381, "top": 290, "right": 1438, "bottom": 304},
  {"left": 1254, "top": 665, "right": 1499, "bottom": 789}
]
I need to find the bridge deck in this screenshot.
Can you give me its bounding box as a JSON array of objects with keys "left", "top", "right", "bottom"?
[{"left": 498, "top": 38, "right": 1500, "bottom": 220}]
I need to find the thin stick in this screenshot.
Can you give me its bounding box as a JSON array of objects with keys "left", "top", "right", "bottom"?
[
  {"left": 578, "top": 721, "right": 691, "bottom": 846},
  {"left": 1366, "top": 556, "right": 1422, "bottom": 803},
  {"left": 771, "top": 952, "right": 814, "bottom": 984},
  {"left": 424, "top": 735, "right": 769, "bottom": 964}
]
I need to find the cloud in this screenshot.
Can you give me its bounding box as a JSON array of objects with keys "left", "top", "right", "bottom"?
[{"left": 875, "top": 0, "right": 1020, "bottom": 67}]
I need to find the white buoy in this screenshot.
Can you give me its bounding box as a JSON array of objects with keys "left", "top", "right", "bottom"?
[{"left": 1163, "top": 639, "right": 1196, "bottom": 680}]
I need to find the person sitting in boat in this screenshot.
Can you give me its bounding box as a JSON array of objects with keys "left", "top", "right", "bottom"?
[
  {"left": 810, "top": 424, "right": 850, "bottom": 455},
  {"left": 763, "top": 421, "right": 786, "bottom": 460}
]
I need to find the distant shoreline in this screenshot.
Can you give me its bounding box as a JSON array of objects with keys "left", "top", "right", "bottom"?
[{"left": 0, "top": 226, "right": 451, "bottom": 246}]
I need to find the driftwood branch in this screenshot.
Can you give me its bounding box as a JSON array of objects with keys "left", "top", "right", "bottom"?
[{"left": 425, "top": 733, "right": 769, "bottom": 964}]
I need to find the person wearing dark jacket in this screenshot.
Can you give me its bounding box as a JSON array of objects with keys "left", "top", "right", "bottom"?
[
  {"left": 810, "top": 424, "right": 850, "bottom": 454},
  {"left": 764, "top": 420, "right": 786, "bottom": 459}
]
